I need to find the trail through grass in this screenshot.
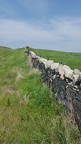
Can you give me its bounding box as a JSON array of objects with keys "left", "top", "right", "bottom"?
[{"left": 0, "top": 46, "right": 81, "bottom": 144}]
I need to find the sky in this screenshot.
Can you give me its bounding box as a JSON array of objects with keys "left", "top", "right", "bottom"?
[{"left": 0, "top": 0, "right": 81, "bottom": 52}]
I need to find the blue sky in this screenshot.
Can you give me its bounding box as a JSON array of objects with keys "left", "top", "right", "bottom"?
[{"left": 0, "top": 0, "right": 81, "bottom": 52}]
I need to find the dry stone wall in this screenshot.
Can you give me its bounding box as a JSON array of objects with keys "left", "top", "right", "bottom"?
[{"left": 26, "top": 50, "right": 81, "bottom": 132}]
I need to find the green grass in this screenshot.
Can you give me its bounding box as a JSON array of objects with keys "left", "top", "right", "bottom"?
[
  {"left": 0, "top": 46, "right": 81, "bottom": 144},
  {"left": 31, "top": 48, "right": 81, "bottom": 71}
]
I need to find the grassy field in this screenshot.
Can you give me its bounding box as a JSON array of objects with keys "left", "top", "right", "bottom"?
[
  {"left": 0, "top": 46, "right": 81, "bottom": 144},
  {"left": 31, "top": 48, "right": 81, "bottom": 71}
]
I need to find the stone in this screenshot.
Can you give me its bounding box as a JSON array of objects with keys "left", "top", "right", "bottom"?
[
  {"left": 56, "top": 64, "right": 64, "bottom": 74},
  {"left": 51, "top": 62, "right": 59, "bottom": 70},
  {"left": 29, "top": 51, "right": 37, "bottom": 58},
  {"left": 73, "top": 74, "right": 80, "bottom": 84},
  {"left": 64, "top": 68, "right": 73, "bottom": 80},
  {"left": 73, "top": 69, "right": 80, "bottom": 74},
  {"left": 45, "top": 60, "right": 54, "bottom": 68}
]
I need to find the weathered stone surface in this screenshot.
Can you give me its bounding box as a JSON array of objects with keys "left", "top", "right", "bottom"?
[
  {"left": 51, "top": 62, "right": 59, "bottom": 70},
  {"left": 73, "top": 95, "right": 81, "bottom": 131},
  {"left": 63, "top": 65, "right": 71, "bottom": 70},
  {"left": 44, "top": 60, "right": 54, "bottom": 68},
  {"left": 29, "top": 51, "right": 37, "bottom": 58},
  {"left": 73, "top": 74, "right": 80, "bottom": 84},
  {"left": 73, "top": 69, "right": 80, "bottom": 74},
  {"left": 64, "top": 68, "right": 73, "bottom": 80},
  {"left": 56, "top": 64, "right": 64, "bottom": 75},
  {"left": 38, "top": 57, "right": 47, "bottom": 63}
]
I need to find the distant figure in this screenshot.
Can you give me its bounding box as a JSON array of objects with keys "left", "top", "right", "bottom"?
[{"left": 25, "top": 46, "right": 30, "bottom": 55}]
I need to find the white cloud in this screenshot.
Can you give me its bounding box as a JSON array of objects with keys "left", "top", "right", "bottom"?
[
  {"left": 49, "top": 17, "right": 81, "bottom": 40},
  {"left": 0, "top": 17, "right": 81, "bottom": 52}
]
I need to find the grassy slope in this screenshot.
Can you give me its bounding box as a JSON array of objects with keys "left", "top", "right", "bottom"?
[
  {"left": 0, "top": 46, "right": 81, "bottom": 144},
  {"left": 31, "top": 48, "right": 81, "bottom": 71}
]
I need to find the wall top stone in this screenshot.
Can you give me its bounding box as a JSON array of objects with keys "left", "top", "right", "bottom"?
[{"left": 29, "top": 50, "right": 81, "bottom": 84}]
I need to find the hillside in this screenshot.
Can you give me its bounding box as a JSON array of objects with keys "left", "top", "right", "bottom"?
[
  {"left": 31, "top": 48, "right": 81, "bottom": 71},
  {"left": 0, "top": 46, "right": 81, "bottom": 143}
]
